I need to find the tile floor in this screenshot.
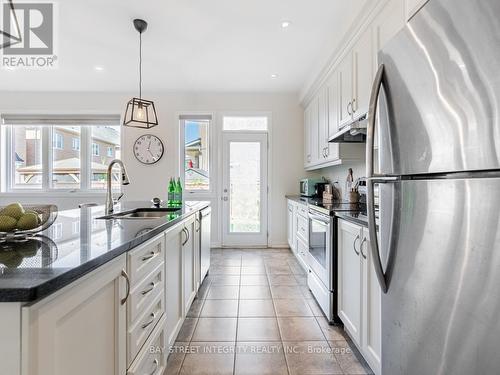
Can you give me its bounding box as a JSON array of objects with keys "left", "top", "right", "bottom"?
[{"left": 165, "top": 248, "right": 373, "bottom": 375}]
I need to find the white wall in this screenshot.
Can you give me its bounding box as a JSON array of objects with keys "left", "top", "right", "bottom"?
[{"left": 0, "top": 91, "right": 305, "bottom": 247}]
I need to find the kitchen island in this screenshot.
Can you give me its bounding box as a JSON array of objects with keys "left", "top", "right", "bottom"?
[{"left": 0, "top": 200, "right": 210, "bottom": 375}]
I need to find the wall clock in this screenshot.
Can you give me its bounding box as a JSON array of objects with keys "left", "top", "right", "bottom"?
[{"left": 133, "top": 134, "right": 164, "bottom": 164}]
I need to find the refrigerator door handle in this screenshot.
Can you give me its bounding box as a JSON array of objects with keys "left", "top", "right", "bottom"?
[{"left": 366, "top": 64, "right": 389, "bottom": 293}]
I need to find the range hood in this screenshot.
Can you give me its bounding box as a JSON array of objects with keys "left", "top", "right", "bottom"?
[{"left": 329, "top": 114, "right": 367, "bottom": 143}]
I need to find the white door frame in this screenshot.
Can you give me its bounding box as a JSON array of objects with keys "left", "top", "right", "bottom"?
[{"left": 221, "top": 131, "right": 268, "bottom": 247}]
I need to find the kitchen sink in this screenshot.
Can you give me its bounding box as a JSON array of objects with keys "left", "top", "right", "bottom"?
[{"left": 97, "top": 208, "right": 181, "bottom": 220}]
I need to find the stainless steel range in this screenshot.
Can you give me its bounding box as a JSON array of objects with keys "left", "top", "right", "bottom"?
[{"left": 306, "top": 201, "right": 360, "bottom": 323}]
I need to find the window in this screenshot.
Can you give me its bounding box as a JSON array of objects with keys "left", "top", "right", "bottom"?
[
  {"left": 223, "top": 116, "right": 268, "bottom": 131},
  {"left": 91, "top": 126, "right": 121, "bottom": 189},
  {"left": 53, "top": 132, "right": 64, "bottom": 149},
  {"left": 180, "top": 115, "right": 211, "bottom": 192},
  {"left": 1, "top": 115, "right": 121, "bottom": 192},
  {"left": 52, "top": 126, "right": 81, "bottom": 189},
  {"left": 92, "top": 143, "right": 100, "bottom": 156},
  {"left": 12, "top": 126, "right": 43, "bottom": 189}
]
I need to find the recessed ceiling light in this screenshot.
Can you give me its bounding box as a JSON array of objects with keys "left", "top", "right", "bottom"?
[
  {"left": 94, "top": 66, "right": 104, "bottom": 71},
  {"left": 281, "top": 21, "right": 291, "bottom": 29},
  {"left": 271, "top": 74, "right": 278, "bottom": 79}
]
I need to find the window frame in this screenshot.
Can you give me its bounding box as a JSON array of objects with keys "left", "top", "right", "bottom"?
[
  {"left": 179, "top": 113, "right": 214, "bottom": 196},
  {"left": 72, "top": 137, "right": 80, "bottom": 151},
  {"left": 91, "top": 143, "right": 100, "bottom": 156},
  {"left": 53, "top": 132, "right": 64, "bottom": 149},
  {"left": 1, "top": 116, "right": 121, "bottom": 194},
  {"left": 107, "top": 146, "right": 113, "bottom": 157}
]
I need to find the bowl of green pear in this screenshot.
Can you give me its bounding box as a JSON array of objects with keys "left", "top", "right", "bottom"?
[{"left": 0, "top": 203, "right": 58, "bottom": 241}]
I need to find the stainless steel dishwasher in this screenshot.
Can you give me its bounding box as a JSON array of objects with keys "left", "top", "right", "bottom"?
[{"left": 200, "top": 207, "right": 211, "bottom": 281}]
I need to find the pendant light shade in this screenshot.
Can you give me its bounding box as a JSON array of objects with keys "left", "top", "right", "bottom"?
[{"left": 123, "top": 19, "right": 158, "bottom": 129}]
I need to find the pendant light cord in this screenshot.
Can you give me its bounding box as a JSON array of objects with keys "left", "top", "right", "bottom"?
[{"left": 139, "top": 31, "right": 142, "bottom": 99}]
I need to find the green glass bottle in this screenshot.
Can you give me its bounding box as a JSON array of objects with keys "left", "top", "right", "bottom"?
[
  {"left": 176, "top": 178, "right": 183, "bottom": 207},
  {"left": 167, "top": 178, "right": 175, "bottom": 207}
]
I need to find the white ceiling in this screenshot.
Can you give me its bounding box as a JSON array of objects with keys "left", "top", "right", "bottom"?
[{"left": 0, "top": 0, "right": 368, "bottom": 93}]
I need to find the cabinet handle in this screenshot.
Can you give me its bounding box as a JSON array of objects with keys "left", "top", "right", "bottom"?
[
  {"left": 360, "top": 237, "right": 367, "bottom": 259},
  {"left": 352, "top": 98, "right": 357, "bottom": 113},
  {"left": 142, "top": 251, "right": 156, "bottom": 262},
  {"left": 149, "top": 359, "right": 159, "bottom": 375},
  {"left": 141, "top": 282, "right": 156, "bottom": 295},
  {"left": 353, "top": 234, "right": 360, "bottom": 256},
  {"left": 120, "top": 269, "right": 131, "bottom": 305},
  {"left": 195, "top": 217, "right": 201, "bottom": 233},
  {"left": 142, "top": 312, "right": 157, "bottom": 329},
  {"left": 347, "top": 101, "right": 352, "bottom": 116},
  {"left": 182, "top": 227, "right": 189, "bottom": 246},
  {"left": 325, "top": 147, "right": 329, "bottom": 157}
]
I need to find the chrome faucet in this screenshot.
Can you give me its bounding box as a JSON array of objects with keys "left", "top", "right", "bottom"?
[{"left": 105, "top": 159, "right": 130, "bottom": 215}]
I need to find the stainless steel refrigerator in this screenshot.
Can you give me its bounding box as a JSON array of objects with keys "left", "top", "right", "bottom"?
[{"left": 365, "top": 0, "right": 500, "bottom": 374}]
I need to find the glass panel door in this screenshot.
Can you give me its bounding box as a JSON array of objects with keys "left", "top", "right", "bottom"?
[{"left": 222, "top": 133, "right": 268, "bottom": 246}]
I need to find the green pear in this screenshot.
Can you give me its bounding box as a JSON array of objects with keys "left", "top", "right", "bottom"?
[
  {"left": 17, "top": 212, "right": 39, "bottom": 230},
  {"left": 25, "top": 210, "right": 42, "bottom": 225},
  {"left": 0, "top": 215, "right": 18, "bottom": 232},
  {"left": 0, "top": 203, "right": 25, "bottom": 220}
]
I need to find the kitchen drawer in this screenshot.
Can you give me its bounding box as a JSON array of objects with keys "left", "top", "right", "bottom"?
[
  {"left": 307, "top": 268, "right": 331, "bottom": 320},
  {"left": 128, "top": 289, "right": 165, "bottom": 366},
  {"left": 296, "top": 237, "right": 309, "bottom": 272},
  {"left": 297, "top": 215, "right": 309, "bottom": 243},
  {"left": 128, "top": 262, "right": 165, "bottom": 325},
  {"left": 297, "top": 203, "right": 308, "bottom": 218},
  {"left": 128, "top": 233, "right": 164, "bottom": 288},
  {"left": 127, "top": 316, "right": 167, "bottom": 375}
]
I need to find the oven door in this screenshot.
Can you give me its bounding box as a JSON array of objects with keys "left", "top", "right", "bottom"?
[{"left": 307, "top": 211, "right": 332, "bottom": 290}]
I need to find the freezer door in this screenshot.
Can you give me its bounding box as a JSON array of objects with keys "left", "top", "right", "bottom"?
[
  {"left": 377, "top": 177, "right": 500, "bottom": 375},
  {"left": 377, "top": 0, "right": 500, "bottom": 175}
]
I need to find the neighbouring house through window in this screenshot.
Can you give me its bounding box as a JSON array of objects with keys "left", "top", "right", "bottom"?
[
  {"left": 0, "top": 115, "right": 121, "bottom": 191},
  {"left": 180, "top": 114, "right": 211, "bottom": 192}
]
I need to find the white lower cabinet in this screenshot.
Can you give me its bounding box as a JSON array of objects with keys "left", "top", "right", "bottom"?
[
  {"left": 10, "top": 209, "right": 209, "bottom": 375},
  {"left": 286, "top": 199, "right": 309, "bottom": 272},
  {"left": 287, "top": 200, "right": 297, "bottom": 252},
  {"left": 22, "top": 254, "right": 128, "bottom": 375},
  {"left": 338, "top": 219, "right": 381, "bottom": 375},
  {"left": 182, "top": 216, "right": 197, "bottom": 315},
  {"left": 127, "top": 316, "right": 167, "bottom": 375},
  {"left": 165, "top": 222, "right": 186, "bottom": 348}
]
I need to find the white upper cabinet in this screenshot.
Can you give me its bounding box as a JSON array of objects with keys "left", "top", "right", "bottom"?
[
  {"left": 304, "top": 105, "right": 312, "bottom": 167},
  {"left": 304, "top": 96, "right": 320, "bottom": 168},
  {"left": 405, "top": 0, "right": 430, "bottom": 21},
  {"left": 373, "top": 0, "right": 405, "bottom": 64},
  {"left": 338, "top": 53, "right": 354, "bottom": 129},
  {"left": 352, "top": 27, "right": 373, "bottom": 118}
]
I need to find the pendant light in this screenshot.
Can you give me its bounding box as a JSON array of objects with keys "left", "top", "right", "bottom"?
[{"left": 123, "top": 19, "right": 158, "bottom": 128}]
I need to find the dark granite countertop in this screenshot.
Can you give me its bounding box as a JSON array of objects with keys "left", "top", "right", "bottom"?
[
  {"left": 0, "top": 200, "right": 209, "bottom": 303},
  {"left": 286, "top": 195, "right": 369, "bottom": 227}
]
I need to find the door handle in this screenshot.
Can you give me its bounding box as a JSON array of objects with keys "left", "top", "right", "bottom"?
[{"left": 366, "top": 64, "right": 389, "bottom": 293}]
